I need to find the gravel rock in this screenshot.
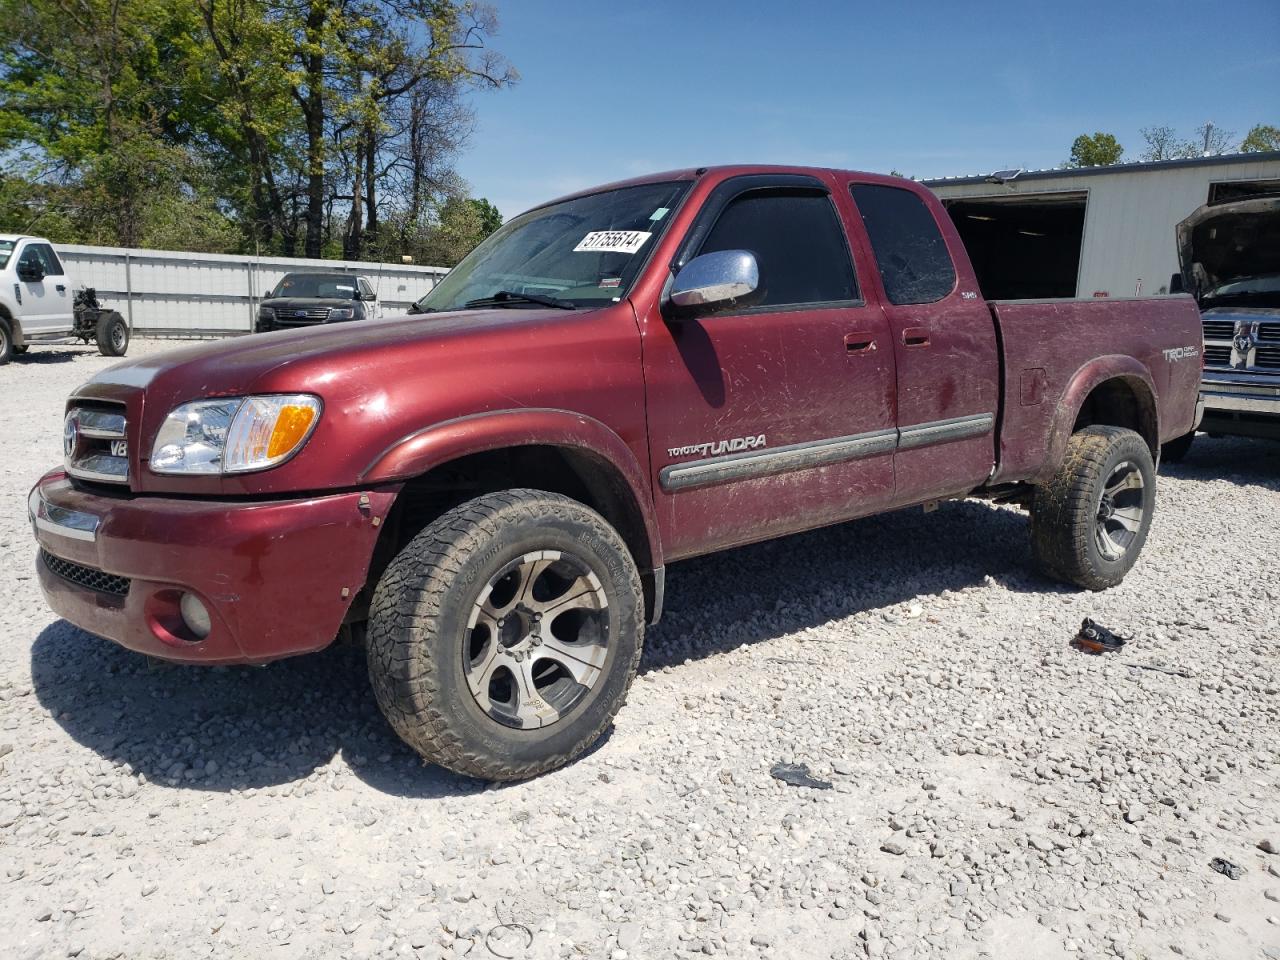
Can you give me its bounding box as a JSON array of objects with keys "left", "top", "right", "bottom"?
[{"left": 1, "top": 342, "right": 1277, "bottom": 959}]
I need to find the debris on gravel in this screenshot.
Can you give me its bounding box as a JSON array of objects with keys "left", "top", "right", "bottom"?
[
  {"left": 1210, "top": 857, "right": 1246, "bottom": 880},
  {"left": 2, "top": 341, "right": 1279, "bottom": 959},
  {"left": 769, "top": 761, "right": 833, "bottom": 790}
]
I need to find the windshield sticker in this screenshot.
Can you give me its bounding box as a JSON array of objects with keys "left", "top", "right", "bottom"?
[
  {"left": 649, "top": 207, "right": 670, "bottom": 221},
  {"left": 599, "top": 277, "right": 622, "bottom": 289},
  {"left": 574, "top": 230, "right": 652, "bottom": 255}
]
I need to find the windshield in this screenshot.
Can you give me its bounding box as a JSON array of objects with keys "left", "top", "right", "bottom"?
[
  {"left": 1205, "top": 273, "right": 1280, "bottom": 299},
  {"left": 0, "top": 240, "right": 14, "bottom": 270},
  {"left": 270, "top": 274, "right": 359, "bottom": 299},
  {"left": 417, "top": 181, "right": 691, "bottom": 312}
]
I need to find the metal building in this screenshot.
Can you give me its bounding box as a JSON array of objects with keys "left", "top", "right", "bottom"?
[{"left": 924, "top": 151, "right": 1280, "bottom": 300}]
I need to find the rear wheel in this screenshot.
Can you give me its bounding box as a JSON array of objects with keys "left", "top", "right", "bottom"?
[
  {"left": 1030, "top": 426, "right": 1155, "bottom": 590},
  {"left": 366, "top": 489, "right": 644, "bottom": 781},
  {"left": 0, "top": 320, "right": 11, "bottom": 365},
  {"left": 96, "top": 312, "right": 129, "bottom": 357}
]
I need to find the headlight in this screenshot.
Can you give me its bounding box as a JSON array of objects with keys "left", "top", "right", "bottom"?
[
  {"left": 150, "top": 394, "right": 321, "bottom": 475},
  {"left": 327, "top": 307, "right": 355, "bottom": 320},
  {"left": 258, "top": 306, "right": 276, "bottom": 320}
]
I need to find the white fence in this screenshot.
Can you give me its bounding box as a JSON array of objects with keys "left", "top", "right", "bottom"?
[{"left": 53, "top": 243, "right": 451, "bottom": 337}]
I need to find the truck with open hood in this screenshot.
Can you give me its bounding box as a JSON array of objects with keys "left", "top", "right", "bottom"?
[{"left": 1175, "top": 196, "right": 1280, "bottom": 448}]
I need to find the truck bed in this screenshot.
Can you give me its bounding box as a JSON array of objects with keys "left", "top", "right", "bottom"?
[{"left": 987, "top": 295, "right": 1203, "bottom": 484}]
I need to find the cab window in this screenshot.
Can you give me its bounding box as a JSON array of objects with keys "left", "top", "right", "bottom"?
[
  {"left": 697, "top": 189, "right": 858, "bottom": 309},
  {"left": 850, "top": 184, "right": 956, "bottom": 305}
]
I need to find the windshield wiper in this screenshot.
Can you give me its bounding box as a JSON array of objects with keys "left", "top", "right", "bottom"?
[{"left": 463, "top": 290, "right": 576, "bottom": 310}]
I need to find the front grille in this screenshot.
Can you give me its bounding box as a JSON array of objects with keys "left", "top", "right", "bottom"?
[
  {"left": 1203, "top": 344, "right": 1233, "bottom": 367},
  {"left": 1256, "top": 346, "right": 1280, "bottom": 370},
  {"left": 1257, "top": 323, "right": 1280, "bottom": 344},
  {"left": 274, "top": 308, "right": 330, "bottom": 325},
  {"left": 65, "top": 401, "right": 129, "bottom": 485},
  {"left": 1202, "top": 319, "right": 1235, "bottom": 340},
  {"left": 41, "top": 549, "right": 131, "bottom": 596}
]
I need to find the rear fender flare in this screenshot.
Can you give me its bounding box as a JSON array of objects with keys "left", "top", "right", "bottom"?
[
  {"left": 1039, "top": 355, "right": 1158, "bottom": 483},
  {"left": 361, "top": 408, "right": 662, "bottom": 567}
]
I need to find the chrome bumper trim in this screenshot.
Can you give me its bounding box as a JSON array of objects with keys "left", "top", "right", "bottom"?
[
  {"left": 1201, "top": 392, "right": 1280, "bottom": 415},
  {"left": 28, "top": 487, "right": 101, "bottom": 542}
]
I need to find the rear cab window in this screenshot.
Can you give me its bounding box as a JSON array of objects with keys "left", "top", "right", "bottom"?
[
  {"left": 696, "top": 188, "right": 858, "bottom": 310},
  {"left": 850, "top": 183, "right": 956, "bottom": 305}
]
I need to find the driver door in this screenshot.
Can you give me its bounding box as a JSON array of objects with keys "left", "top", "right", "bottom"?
[
  {"left": 16, "top": 242, "right": 73, "bottom": 334},
  {"left": 640, "top": 174, "right": 898, "bottom": 560}
]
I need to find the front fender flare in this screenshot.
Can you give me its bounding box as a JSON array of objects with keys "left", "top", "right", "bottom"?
[
  {"left": 361, "top": 408, "right": 662, "bottom": 567},
  {"left": 1037, "top": 354, "right": 1158, "bottom": 483}
]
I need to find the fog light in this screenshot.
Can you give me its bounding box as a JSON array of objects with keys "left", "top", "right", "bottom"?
[{"left": 179, "top": 593, "right": 212, "bottom": 640}]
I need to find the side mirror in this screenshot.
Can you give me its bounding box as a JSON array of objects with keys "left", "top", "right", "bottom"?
[
  {"left": 407, "top": 302, "right": 423, "bottom": 315},
  {"left": 668, "top": 250, "right": 759, "bottom": 318},
  {"left": 360, "top": 291, "right": 377, "bottom": 301},
  {"left": 1169, "top": 272, "right": 1184, "bottom": 294},
  {"left": 17, "top": 261, "right": 44, "bottom": 283}
]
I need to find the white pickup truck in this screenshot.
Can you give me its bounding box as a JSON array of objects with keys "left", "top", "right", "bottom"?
[{"left": 0, "top": 235, "right": 130, "bottom": 365}]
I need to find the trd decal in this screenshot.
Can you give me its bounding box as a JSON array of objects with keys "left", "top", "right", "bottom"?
[{"left": 1162, "top": 346, "right": 1200, "bottom": 362}]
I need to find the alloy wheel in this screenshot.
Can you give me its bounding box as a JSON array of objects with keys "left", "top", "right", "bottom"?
[
  {"left": 1095, "top": 460, "right": 1145, "bottom": 561},
  {"left": 464, "top": 550, "right": 609, "bottom": 729}
]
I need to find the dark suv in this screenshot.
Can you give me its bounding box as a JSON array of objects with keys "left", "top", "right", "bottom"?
[{"left": 256, "top": 272, "right": 381, "bottom": 332}]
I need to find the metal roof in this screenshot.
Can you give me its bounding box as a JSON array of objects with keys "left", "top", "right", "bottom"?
[{"left": 922, "top": 150, "right": 1280, "bottom": 187}]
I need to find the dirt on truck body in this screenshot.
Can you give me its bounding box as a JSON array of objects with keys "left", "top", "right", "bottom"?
[{"left": 29, "top": 164, "right": 1202, "bottom": 780}]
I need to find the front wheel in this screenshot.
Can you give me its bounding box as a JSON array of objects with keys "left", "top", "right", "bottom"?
[
  {"left": 1030, "top": 425, "right": 1156, "bottom": 591},
  {"left": 0, "top": 320, "right": 11, "bottom": 365},
  {"left": 366, "top": 489, "right": 644, "bottom": 781},
  {"left": 96, "top": 312, "right": 129, "bottom": 357}
]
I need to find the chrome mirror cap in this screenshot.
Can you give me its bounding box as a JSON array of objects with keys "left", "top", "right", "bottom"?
[{"left": 669, "top": 250, "right": 759, "bottom": 310}]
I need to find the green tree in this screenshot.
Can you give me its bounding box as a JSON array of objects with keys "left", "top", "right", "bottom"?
[
  {"left": 1241, "top": 124, "right": 1280, "bottom": 153},
  {"left": 0, "top": 0, "right": 514, "bottom": 260},
  {"left": 1067, "top": 132, "right": 1124, "bottom": 167}
]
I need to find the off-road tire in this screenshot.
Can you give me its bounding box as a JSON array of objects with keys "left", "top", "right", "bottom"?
[
  {"left": 96, "top": 312, "right": 129, "bottom": 357},
  {"left": 1030, "top": 425, "right": 1155, "bottom": 591},
  {"left": 1160, "top": 432, "right": 1194, "bottom": 464},
  {"left": 366, "top": 489, "right": 644, "bottom": 781}
]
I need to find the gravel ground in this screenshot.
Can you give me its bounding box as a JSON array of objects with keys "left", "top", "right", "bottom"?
[{"left": 2, "top": 339, "right": 1278, "bottom": 960}]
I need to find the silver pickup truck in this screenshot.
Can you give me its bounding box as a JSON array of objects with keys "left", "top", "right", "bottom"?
[{"left": 1173, "top": 197, "right": 1280, "bottom": 453}]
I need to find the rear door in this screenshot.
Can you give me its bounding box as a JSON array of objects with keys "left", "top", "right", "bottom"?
[
  {"left": 848, "top": 182, "right": 999, "bottom": 502},
  {"left": 16, "top": 241, "right": 74, "bottom": 333},
  {"left": 641, "top": 173, "right": 898, "bottom": 560}
]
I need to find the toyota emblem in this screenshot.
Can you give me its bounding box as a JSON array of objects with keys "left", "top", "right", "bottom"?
[{"left": 63, "top": 411, "right": 79, "bottom": 458}]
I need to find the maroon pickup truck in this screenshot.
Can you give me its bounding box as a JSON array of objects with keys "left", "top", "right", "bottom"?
[{"left": 29, "top": 166, "right": 1202, "bottom": 780}]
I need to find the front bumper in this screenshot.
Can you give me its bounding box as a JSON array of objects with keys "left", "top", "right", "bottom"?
[
  {"left": 29, "top": 471, "right": 397, "bottom": 664},
  {"left": 1198, "top": 375, "right": 1280, "bottom": 439}
]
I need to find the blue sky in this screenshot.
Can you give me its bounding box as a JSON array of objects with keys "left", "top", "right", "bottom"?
[{"left": 459, "top": 0, "right": 1280, "bottom": 218}]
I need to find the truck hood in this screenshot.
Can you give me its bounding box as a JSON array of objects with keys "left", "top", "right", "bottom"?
[
  {"left": 1177, "top": 197, "right": 1280, "bottom": 307},
  {"left": 84, "top": 306, "right": 589, "bottom": 393}
]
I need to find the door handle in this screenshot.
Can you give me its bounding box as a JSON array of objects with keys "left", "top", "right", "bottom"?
[
  {"left": 902, "top": 326, "right": 931, "bottom": 348},
  {"left": 844, "top": 333, "right": 877, "bottom": 355},
  {"left": 56, "top": 284, "right": 66, "bottom": 293}
]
